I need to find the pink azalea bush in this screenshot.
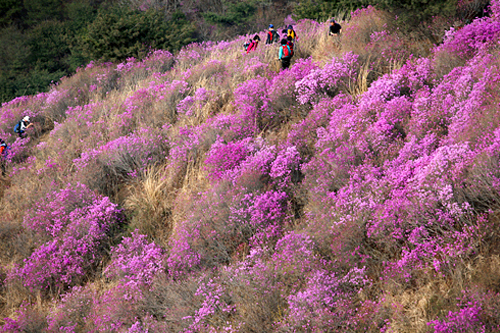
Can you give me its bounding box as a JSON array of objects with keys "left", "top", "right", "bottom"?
[
  {"left": 10, "top": 183, "right": 121, "bottom": 292},
  {"left": 105, "top": 230, "right": 164, "bottom": 285}
]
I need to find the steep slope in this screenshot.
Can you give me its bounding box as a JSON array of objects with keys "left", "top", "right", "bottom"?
[{"left": 1, "top": 4, "right": 500, "bottom": 332}]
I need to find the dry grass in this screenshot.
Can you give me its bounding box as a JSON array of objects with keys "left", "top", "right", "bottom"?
[
  {"left": 348, "top": 57, "right": 372, "bottom": 97},
  {"left": 139, "top": 275, "right": 200, "bottom": 332},
  {"left": 124, "top": 166, "right": 174, "bottom": 246}
]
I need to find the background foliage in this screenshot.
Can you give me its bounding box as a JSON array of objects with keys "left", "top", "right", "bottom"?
[{"left": 0, "top": 0, "right": 472, "bottom": 104}]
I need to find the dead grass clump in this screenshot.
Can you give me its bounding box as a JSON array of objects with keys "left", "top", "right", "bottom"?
[
  {"left": 471, "top": 255, "right": 500, "bottom": 293},
  {"left": 139, "top": 275, "right": 199, "bottom": 332},
  {"left": 310, "top": 26, "right": 342, "bottom": 63},
  {"left": 433, "top": 49, "right": 470, "bottom": 80},
  {"left": 227, "top": 275, "right": 286, "bottom": 332},
  {"left": 124, "top": 166, "right": 174, "bottom": 247},
  {"left": 341, "top": 7, "right": 392, "bottom": 56},
  {"left": 292, "top": 20, "right": 328, "bottom": 60}
]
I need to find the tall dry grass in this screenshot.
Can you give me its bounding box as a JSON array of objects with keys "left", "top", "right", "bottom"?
[{"left": 124, "top": 166, "right": 174, "bottom": 247}]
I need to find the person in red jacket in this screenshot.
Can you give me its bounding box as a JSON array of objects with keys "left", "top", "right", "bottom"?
[
  {"left": 0, "top": 139, "right": 9, "bottom": 176},
  {"left": 246, "top": 35, "right": 261, "bottom": 54},
  {"left": 265, "top": 24, "right": 279, "bottom": 44}
]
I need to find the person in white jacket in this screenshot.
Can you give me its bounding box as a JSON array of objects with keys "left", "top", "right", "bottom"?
[{"left": 15, "top": 116, "right": 33, "bottom": 138}]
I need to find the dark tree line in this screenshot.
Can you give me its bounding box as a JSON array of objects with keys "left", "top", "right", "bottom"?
[
  {"left": 0, "top": 0, "right": 479, "bottom": 104},
  {"left": 0, "top": 0, "right": 197, "bottom": 103}
]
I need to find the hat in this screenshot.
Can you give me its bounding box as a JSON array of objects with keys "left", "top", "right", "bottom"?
[
  {"left": 330, "top": 18, "right": 336, "bottom": 23},
  {"left": 23, "top": 116, "right": 30, "bottom": 122}
]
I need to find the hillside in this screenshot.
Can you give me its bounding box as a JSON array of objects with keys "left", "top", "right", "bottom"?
[{"left": 1, "top": 2, "right": 500, "bottom": 332}]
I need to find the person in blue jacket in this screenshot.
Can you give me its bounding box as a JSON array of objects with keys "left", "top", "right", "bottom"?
[{"left": 277, "top": 38, "right": 293, "bottom": 70}]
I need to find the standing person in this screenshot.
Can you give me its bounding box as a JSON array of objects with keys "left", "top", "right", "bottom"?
[
  {"left": 287, "top": 25, "right": 297, "bottom": 41},
  {"left": 0, "top": 139, "right": 9, "bottom": 176},
  {"left": 277, "top": 38, "right": 292, "bottom": 70},
  {"left": 246, "top": 35, "right": 261, "bottom": 54},
  {"left": 14, "top": 116, "right": 33, "bottom": 138},
  {"left": 286, "top": 36, "right": 295, "bottom": 56},
  {"left": 266, "top": 24, "right": 279, "bottom": 44},
  {"left": 281, "top": 27, "right": 288, "bottom": 38},
  {"left": 329, "top": 18, "right": 342, "bottom": 36}
]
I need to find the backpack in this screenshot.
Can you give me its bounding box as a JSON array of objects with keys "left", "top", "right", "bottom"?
[
  {"left": 282, "top": 45, "right": 291, "bottom": 58},
  {"left": 13, "top": 121, "right": 21, "bottom": 133},
  {"left": 0, "top": 144, "right": 8, "bottom": 157},
  {"left": 247, "top": 41, "right": 257, "bottom": 53},
  {"left": 287, "top": 29, "right": 295, "bottom": 39},
  {"left": 287, "top": 41, "right": 294, "bottom": 56},
  {"left": 272, "top": 30, "right": 279, "bottom": 43}
]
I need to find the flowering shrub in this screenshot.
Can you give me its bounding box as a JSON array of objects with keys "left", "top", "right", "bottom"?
[
  {"left": 435, "top": 17, "right": 500, "bottom": 60},
  {"left": 105, "top": 230, "right": 164, "bottom": 285},
  {"left": 281, "top": 267, "right": 369, "bottom": 331},
  {"left": 233, "top": 76, "right": 275, "bottom": 134},
  {"left": 0, "top": 303, "right": 47, "bottom": 333},
  {"left": 428, "top": 301, "right": 484, "bottom": 333},
  {"left": 74, "top": 127, "right": 168, "bottom": 193},
  {"left": 46, "top": 283, "right": 144, "bottom": 332},
  {"left": 117, "top": 79, "right": 189, "bottom": 132},
  {"left": 177, "top": 87, "right": 215, "bottom": 118},
  {"left": 204, "top": 137, "right": 254, "bottom": 180},
  {"left": 11, "top": 183, "right": 121, "bottom": 292},
  {"left": 183, "top": 277, "right": 235, "bottom": 332},
  {"left": 295, "top": 52, "right": 359, "bottom": 104}
]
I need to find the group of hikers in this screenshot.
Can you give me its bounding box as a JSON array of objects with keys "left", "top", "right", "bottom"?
[
  {"left": 0, "top": 20, "right": 344, "bottom": 176},
  {"left": 244, "top": 24, "right": 298, "bottom": 70},
  {"left": 0, "top": 116, "right": 33, "bottom": 177},
  {"left": 244, "top": 19, "right": 342, "bottom": 70}
]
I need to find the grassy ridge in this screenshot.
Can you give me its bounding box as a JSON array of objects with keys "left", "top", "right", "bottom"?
[{"left": 1, "top": 3, "right": 500, "bottom": 332}]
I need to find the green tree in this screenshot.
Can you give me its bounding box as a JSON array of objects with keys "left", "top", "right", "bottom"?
[
  {"left": 23, "top": 0, "right": 63, "bottom": 25},
  {"left": 293, "top": 0, "right": 457, "bottom": 24},
  {"left": 376, "top": 0, "right": 457, "bottom": 25},
  {"left": 81, "top": 6, "right": 197, "bottom": 62},
  {"left": 0, "top": 25, "right": 29, "bottom": 101},
  {"left": 293, "top": 0, "right": 369, "bottom": 21},
  {"left": 27, "top": 20, "right": 70, "bottom": 73},
  {"left": 63, "top": 0, "right": 101, "bottom": 71},
  {"left": 204, "top": 1, "right": 257, "bottom": 27},
  {"left": 0, "top": 0, "right": 24, "bottom": 27}
]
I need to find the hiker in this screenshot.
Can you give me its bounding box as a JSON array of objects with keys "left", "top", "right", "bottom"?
[
  {"left": 246, "top": 35, "right": 261, "bottom": 54},
  {"left": 266, "top": 24, "right": 279, "bottom": 44},
  {"left": 0, "top": 139, "right": 9, "bottom": 176},
  {"left": 277, "top": 38, "right": 293, "bottom": 70},
  {"left": 329, "top": 18, "right": 342, "bottom": 36},
  {"left": 286, "top": 36, "right": 295, "bottom": 56},
  {"left": 14, "top": 116, "right": 33, "bottom": 138},
  {"left": 287, "top": 25, "right": 297, "bottom": 41}
]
